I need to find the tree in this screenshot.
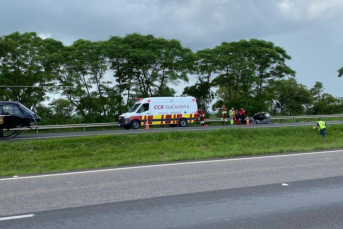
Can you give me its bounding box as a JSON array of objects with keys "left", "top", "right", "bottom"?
[
  {"left": 107, "top": 33, "right": 191, "bottom": 108},
  {"left": 106, "top": 35, "right": 132, "bottom": 113},
  {"left": 35, "top": 104, "right": 54, "bottom": 125},
  {"left": 49, "top": 98, "right": 74, "bottom": 124},
  {"left": 182, "top": 82, "right": 214, "bottom": 111},
  {"left": 249, "top": 39, "right": 296, "bottom": 110},
  {"left": 184, "top": 49, "right": 216, "bottom": 112},
  {"left": 212, "top": 40, "right": 256, "bottom": 111},
  {"left": 0, "top": 32, "right": 64, "bottom": 109},
  {"left": 57, "top": 39, "right": 111, "bottom": 122},
  {"left": 270, "top": 77, "right": 311, "bottom": 115},
  {"left": 211, "top": 39, "right": 295, "bottom": 114},
  {"left": 312, "top": 93, "right": 343, "bottom": 115}
]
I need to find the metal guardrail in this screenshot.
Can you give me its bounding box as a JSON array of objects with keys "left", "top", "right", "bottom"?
[
  {"left": 13, "top": 114, "right": 343, "bottom": 133},
  {"left": 35, "top": 122, "right": 118, "bottom": 130},
  {"left": 207, "top": 114, "right": 343, "bottom": 123},
  {"left": 15, "top": 122, "right": 118, "bottom": 133}
]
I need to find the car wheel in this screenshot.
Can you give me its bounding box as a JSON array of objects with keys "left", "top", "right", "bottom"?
[
  {"left": 179, "top": 118, "right": 188, "bottom": 127},
  {"left": 131, "top": 120, "right": 141, "bottom": 129}
]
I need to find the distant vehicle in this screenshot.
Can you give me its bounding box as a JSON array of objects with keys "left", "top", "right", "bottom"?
[
  {"left": 251, "top": 112, "right": 271, "bottom": 124},
  {"left": 0, "top": 101, "right": 41, "bottom": 139},
  {"left": 118, "top": 97, "right": 198, "bottom": 129}
]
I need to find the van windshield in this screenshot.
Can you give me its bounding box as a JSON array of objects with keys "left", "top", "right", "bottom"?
[{"left": 128, "top": 103, "right": 141, "bottom": 112}]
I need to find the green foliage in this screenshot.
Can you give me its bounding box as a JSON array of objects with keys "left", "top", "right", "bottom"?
[
  {"left": 269, "top": 77, "right": 312, "bottom": 115},
  {"left": 338, "top": 66, "right": 343, "bottom": 77},
  {"left": 183, "top": 81, "right": 214, "bottom": 112},
  {"left": 183, "top": 49, "right": 219, "bottom": 112},
  {"left": 107, "top": 34, "right": 191, "bottom": 104},
  {"left": 36, "top": 99, "right": 81, "bottom": 125},
  {"left": 312, "top": 94, "right": 343, "bottom": 115}
]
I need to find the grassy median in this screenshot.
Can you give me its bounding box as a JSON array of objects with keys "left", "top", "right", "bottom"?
[{"left": 1, "top": 124, "right": 343, "bottom": 177}]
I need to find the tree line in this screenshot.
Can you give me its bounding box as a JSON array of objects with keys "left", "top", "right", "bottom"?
[{"left": 0, "top": 31, "right": 342, "bottom": 124}]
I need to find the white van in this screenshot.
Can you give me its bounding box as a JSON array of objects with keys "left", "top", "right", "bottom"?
[{"left": 118, "top": 97, "right": 198, "bottom": 129}]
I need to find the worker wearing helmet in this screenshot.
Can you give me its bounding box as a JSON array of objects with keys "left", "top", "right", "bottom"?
[{"left": 221, "top": 105, "right": 228, "bottom": 125}]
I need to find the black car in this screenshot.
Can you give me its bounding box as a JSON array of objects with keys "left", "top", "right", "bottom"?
[
  {"left": 251, "top": 112, "right": 271, "bottom": 124},
  {"left": 0, "top": 101, "right": 41, "bottom": 130}
]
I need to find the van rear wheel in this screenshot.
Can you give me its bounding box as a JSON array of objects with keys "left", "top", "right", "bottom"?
[{"left": 179, "top": 118, "right": 188, "bottom": 127}]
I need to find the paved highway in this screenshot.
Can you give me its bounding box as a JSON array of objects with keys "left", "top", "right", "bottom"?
[
  {"left": 13, "top": 120, "right": 343, "bottom": 140},
  {"left": 1, "top": 149, "right": 343, "bottom": 228}
]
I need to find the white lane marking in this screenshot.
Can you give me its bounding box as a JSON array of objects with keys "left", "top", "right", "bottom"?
[
  {"left": 0, "top": 149, "right": 342, "bottom": 182},
  {"left": 0, "top": 214, "right": 34, "bottom": 221}
]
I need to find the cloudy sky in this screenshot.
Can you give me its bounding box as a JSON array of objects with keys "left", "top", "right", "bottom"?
[{"left": 1, "top": 0, "right": 342, "bottom": 97}]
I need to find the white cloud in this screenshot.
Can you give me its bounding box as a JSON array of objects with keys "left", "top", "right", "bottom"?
[
  {"left": 308, "top": 0, "right": 343, "bottom": 19},
  {"left": 275, "top": 0, "right": 343, "bottom": 20},
  {"left": 37, "top": 33, "right": 52, "bottom": 40},
  {"left": 275, "top": 0, "right": 301, "bottom": 20}
]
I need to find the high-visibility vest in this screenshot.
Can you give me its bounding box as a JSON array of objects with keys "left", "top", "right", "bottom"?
[{"left": 317, "top": 121, "right": 326, "bottom": 130}]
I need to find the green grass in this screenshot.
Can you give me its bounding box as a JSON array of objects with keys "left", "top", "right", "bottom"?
[{"left": 1, "top": 124, "right": 343, "bottom": 177}]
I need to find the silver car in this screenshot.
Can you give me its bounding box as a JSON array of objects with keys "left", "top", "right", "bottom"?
[{"left": 251, "top": 112, "right": 271, "bottom": 124}]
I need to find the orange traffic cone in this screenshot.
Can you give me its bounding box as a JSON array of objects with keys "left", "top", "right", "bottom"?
[
  {"left": 246, "top": 116, "right": 250, "bottom": 125},
  {"left": 145, "top": 120, "right": 150, "bottom": 129}
]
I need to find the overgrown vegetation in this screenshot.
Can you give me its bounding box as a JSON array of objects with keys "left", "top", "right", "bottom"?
[{"left": 1, "top": 125, "right": 343, "bottom": 177}]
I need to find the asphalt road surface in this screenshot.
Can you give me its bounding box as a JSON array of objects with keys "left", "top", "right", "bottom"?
[
  {"left": 1, "top": 149, "right": 343, "bottom": 228},
  {"left": 12, "top": 120, "right": 343, "bottom": 140}
]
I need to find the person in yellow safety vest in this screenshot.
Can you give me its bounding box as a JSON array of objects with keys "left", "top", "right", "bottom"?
[
  {"left": 199, "top": 109, "right": 205, "bottom": 126},
  {"left": 229, "top": 108, "right": 234, "bottom": 125},
  {"left": 221, "top": 105, "right": 228, "bottom": 125},
  {"left": 317, "top": 117, "right": 327, "bottom": 139}
]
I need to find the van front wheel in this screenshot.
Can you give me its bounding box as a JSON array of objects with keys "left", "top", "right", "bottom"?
[
  {"left": 179, "top": 118, "right": 188, "bottom": 127},
  {"left": 131, "top": 120, "right": 141, "bottom": 129}
]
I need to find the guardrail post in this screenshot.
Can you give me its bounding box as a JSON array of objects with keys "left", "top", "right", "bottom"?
[{"left": 293, "top": 117, "right": 295, "bottom": 123}]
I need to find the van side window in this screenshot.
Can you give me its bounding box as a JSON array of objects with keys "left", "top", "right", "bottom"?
[
  {"left": 138, "top": 103, "right": 149, "bottom": 113},
  {"left": 142, "top": 103, "right": 149, "bottom": 112}
]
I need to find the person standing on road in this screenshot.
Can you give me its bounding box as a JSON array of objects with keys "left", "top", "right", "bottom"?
[
  {"left": 317, "top": 118, "right": 327, "bottom": 139},
  {"left": 240, "top": 108, "right": 246, "bottom": 125},
  {"left": 229, "top": 108, "right": 234, "bottom": 125},
  {"left": 199, "top": 109, "right": 205, "bottom": 126},
  {"left": 232, "top": 109, "right": 236, "bottom": 124},
  {"left": 221, "top": 105, "right": 228, "bottom": 125},
  {"left": 235, "top": 109, "right": 241, "bottom": 125}
]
